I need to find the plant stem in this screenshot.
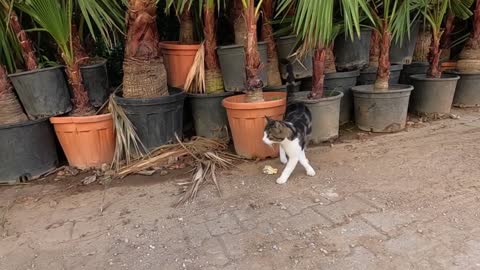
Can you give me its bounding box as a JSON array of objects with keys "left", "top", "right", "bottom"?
[
  {"left": 369, "top": 30, "right": 380, "bottom": 67},
  {"left": 71, "top": 24, "right": 89, "bottom": 63},
  {"left": 204, "top": 4, "right": 224, "bottom": 93},
  {"left": 427, "top": 33, "right": 441, "bottom": 78},
  {"left": 261, "top": 0, "right": 282, "bottom": 86},
  {"left": 440, "top": 15, "right": 455, "bottom": 50},
  {"left": 9, "top": 10, "right": 37, "bottom": 70},
  {"left": 66, "top": 60, "right": 93, "bottom": 115},
  {"left": 233, "top": 0, "right": 247, "bottom": 46},
  {"left": 179, "top": 8, "right": 194, "bottom": 44},
  {"left": 325, "top": 44, "right": 336, "bottom": 73},
  {"left": 244, "top": 0, "right": 263, "bottom": 102},
  {"left": 465, "top": 0, "right": 480, "bottom": 50},
  {"left": 310, "top": 46, "right": 326, "bottom": 99},
  {"left": 374, "top": 24, "right": 391, "bottom": 91}
]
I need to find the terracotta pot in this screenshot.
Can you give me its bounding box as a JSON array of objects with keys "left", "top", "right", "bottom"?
[
  {"left": 50, "top": 113, "right": 115, "bottom": 169},
  {"left": 440, "top": 61, "right": 457, "bottom": 72},
  {"left": 223, "top": 92, "right": 287, "bottom": 159},
  {"left": 160, "top": 42, "right": 201, "bottom": 88}
]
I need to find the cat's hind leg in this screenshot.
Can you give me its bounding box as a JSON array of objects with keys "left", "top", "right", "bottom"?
[
  {"left": 299, "top": 150, "right": 316, "bottom": 176},
  {"left": 279, "top": 146, "right": 288, "bottom": 164}
]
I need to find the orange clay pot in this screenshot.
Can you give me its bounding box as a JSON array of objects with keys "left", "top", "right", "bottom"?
[
  {"left": 223, "top": 92, "right": 287, "bottom": 159},
  {"left": 160, "top": 42, "right": 201, "bottom": 88},
  {"left": 440, "top": 60, "right": 457, "bottom": 72},
  {"left": 50, "top": 113, "right": 115, "bottom": 169}
]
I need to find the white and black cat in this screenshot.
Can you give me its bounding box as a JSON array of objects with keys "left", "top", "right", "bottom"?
[{"left": 262, "top": 59, "right": 316, "bottom": 184}]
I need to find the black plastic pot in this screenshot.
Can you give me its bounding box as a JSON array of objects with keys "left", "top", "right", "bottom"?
[
  {"left": 115, "top": 88, "right": 186, "bottom": 150},
  {"left": 276, "top": 35, "right": 313, "bottom": 79},
  {"left": 8, "top": 66, "right": 72, "bottom": 118},
  {"left": 188, "top": 92, "right": 235, "bottom": 139},
  {"left": 217, "top": 42, "right": 268, "bottom": 92},
  {"left": 410, "top": 74, "right": 460, "bottom": 114},
  {"left": 81, "top": 58, "right": 110, "bottom": 107},
  {"left": 292, "top": 91, "right": 344, "bottom": 143},
  {"left": 334, "top": 29, "right": 372, "bottom": 71},
  {"left": 357, "top": 64, "right": 403, "bottom": 86},
  {"left": 0, "top": 118, "right": 58, "bottom": 184},
  {"left": 390, "top": 21, "right": 420, "bottom": 64},
  {"left": 445, "top": 71, "right": 480, "bottom": 107},
  {"left": 399, "top": 62, "right": 429, "bottom": 85},
  {"left": 352, "top": 84, "right": 413, "bottom": 133}
]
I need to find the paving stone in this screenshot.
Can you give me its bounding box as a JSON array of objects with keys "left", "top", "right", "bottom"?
[
  {"left": 362, "top": 210, "right": 416, "bottom": 234},
  {"left": 275, "top": 208, "right": 332, "bottom": 235},
  {"left": 384, "top": 231, "right": 440, "bottom": 257},
  {"left": 280, "top": 195, "right": 329, "bottom": 216},
  {"left": 205, "top": 213, "right": 243, "bottom": 236},
  {"left": 232, "top": 205, "right": 290, "bottom": 230},
  {"left": 328, "top": 246, "right": 377, "bottom": 270},
  {"left": 183, "top": 222, "right": 211, "bottom": 247},
  {"left": 313, "top": 196, "right": 377, "bottom": 224},
  {"left": 198, "top": 237, "right": 230, "bottom": 267},
  {"left": 220, "top": 228, "right": 280, "bottom": 260}
]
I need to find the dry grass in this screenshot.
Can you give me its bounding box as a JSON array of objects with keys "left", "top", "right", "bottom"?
[{"left": 184, "top": 43, "right": 205, "bottom": 94}]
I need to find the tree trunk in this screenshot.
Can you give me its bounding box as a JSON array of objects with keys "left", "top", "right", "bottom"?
[
  {"left": 244, "top": 0, "right": 263, "bottom": 103},
  {"left": 413, "top": 24, "right": 432, "bottom": 62},
  {"left": 179, "top": 8, "right": 194, "bottom": 44},
  {"left": 204, "top": 5, "right": 224, "bottom": 94},
  {"left": 9, "top": 10, "right": 37, "bottom": 70},
  {"left": 463, "top": 0, "right": 480, "bottom": 51},
  {"left": 66, "top": 60, "right": 94, "bottom": 115},
  {"left": 369, "top": 30, "right": 380, "bottom": 67},
  {"left": 374, "top": 25, "right": 391, "bottom": 91},
  {"left": 71, "top": 24, "right": 90, "bottom": 64},
  {"left": 261, "top": 0, "right": 282, "bottom": 86},
  {"left": 310, "top": 46, "right": 326, "bottom": 99},
  {"left": 0, "top": 65, "right": 28, "bottom": 124},
  {"left": 325, "top": 44, "right": 336, "bottom": 73},
  {"left": 427, "top": 33, "right": 442, "bottom": 78},
  {"left": 440, "top": 15, "right": 455, "bottom": 60},
  {"left": 233, "top": 0, "right": 247, "bottom": 46}
]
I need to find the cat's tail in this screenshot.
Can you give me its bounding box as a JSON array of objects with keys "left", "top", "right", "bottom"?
[{"left": 279, "top": 58, "right": 296, "bottom": 100}]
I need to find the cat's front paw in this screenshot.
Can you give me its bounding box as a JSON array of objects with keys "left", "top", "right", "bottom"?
[
  {"left": 276, "top": 177, "right": 288, "bottom": 184},
  {"left": 306, "top": 169, "right": 316, "bottom": 177},
  {"left": 280, "top": 156, "right": 288, "bottom": 164}
]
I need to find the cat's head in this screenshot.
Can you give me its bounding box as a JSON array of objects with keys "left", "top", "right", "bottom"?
[{"left": 263, "top": 116, "right": 292, "bottom": 146}]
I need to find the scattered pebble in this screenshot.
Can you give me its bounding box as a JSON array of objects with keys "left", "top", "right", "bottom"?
[{"left": 149, "top": 245, "right": 156, "bottom": 249}]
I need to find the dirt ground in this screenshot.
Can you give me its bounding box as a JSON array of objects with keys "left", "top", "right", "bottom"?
[{"left": 1, "top": 108, "right": 480, "bottom": 270}]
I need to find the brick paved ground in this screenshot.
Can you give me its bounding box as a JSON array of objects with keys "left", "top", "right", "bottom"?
[{"left": 1, "top": 108, "right": 480, "bottom": 270}]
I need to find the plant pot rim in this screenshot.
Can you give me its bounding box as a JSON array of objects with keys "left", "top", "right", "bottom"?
[
  {"left": 8, "top": 65, "right": 64, "bottom": 78},
  {"left": 159, "top": 41, "right": 201, "bottom": 50},
  {"left": 80, "top": 57, "right": 107, "bottom": 69},
  {"left": 352, "top": 84, "right": 413, "bottom": 94},
  {"left": 115, "top": 89, "right": 186, "bottom": 105},
  {"left": 50, "top": 113, "right": 112, "bottom": 124},
  {"left": 187, "top": 91, "right": 235, "bottom": 98},
  {"left": 444, "top": 70, "right": 480, "bottom": 76},
  {"left": 0, "top": 118, "right": 49, "bottom": 130},
  {"left": 276, "top": 35, "right": 297, "bottom": 41},
  {"left": 293, "top": 90, "right": 344, "bottom": 104},
  {"left": 222, "top": 91, "right": 286, "bottom": 110},
  {"left": 217, "top": 41, "right": 268, "bottom": 50},
  {"left": 361, "top": 64, "right": 403, "bottom": 73},
  {"left": 325, "top": 70, "right": 360, "bottom": 79},
  {"left": 409, "top": 74, "right": 460, "bottom": 81}
]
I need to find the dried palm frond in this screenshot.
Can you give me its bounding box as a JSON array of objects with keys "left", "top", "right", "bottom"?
[{"left": 184, "top": 42, "right": 205, "bottom": 94}]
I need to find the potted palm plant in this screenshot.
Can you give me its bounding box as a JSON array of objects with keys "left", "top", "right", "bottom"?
[
  {"left": 261, "top": 0, "right": 283, "bottom": 87},
  {"left": 351, "top": 0, "right": 415, "bottom": 133},
  {"left": 410, "top": 0, "right": 472, "bottom": 114}
]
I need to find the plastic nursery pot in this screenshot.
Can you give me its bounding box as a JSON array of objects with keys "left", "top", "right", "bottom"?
[
  {"left": 334, "top": 29, "right": 372, "bottom": 71},
  {"left": 399, "top": 62, "right": 429, "bottom": 85},
  {"left": 409, "top": 74, "right": 460, "bottom": 114},
  {"left": 276, "top": 35, "right": 313, "bottom": 79},
  {"left": 115, "top": 88, "right": 186, "bottom": 150},
  {"left": 8, "top": 66, "right": 72, "bottom": 118},
  {"left": 390, "top": 21, "right": 420, "bottom": 64},
  {"left": 81, "top": 58, "right": 110, "bottom": 108},
  {"left": 352, "top": 84, "right": 413, "bottom": 133},
  {"left": 445, "top": 71, "right": 480, "bottom": 107},
  {"left": 188, "top": 91, "right": 235, "bottom": 139},
  {"left": 217, "top": 41, "right": 268, "bottom": 92},
  {"left": 292, "top": 91, "right": 343, "bottom": 143},
  {"left": 223, "top": 92, "right": 287, "bottom": 159},
  {"left": 160, "top": 42, "right": 201, "bottom": 88},
  {"left": 0, "top": 118, "right": 59, "bottom": 184},
  {"left": 50, "top": 113, "right": 115, "bottom": 169},
  {"left": 357, "top": 64, "right": 403, "bottom": 86}
]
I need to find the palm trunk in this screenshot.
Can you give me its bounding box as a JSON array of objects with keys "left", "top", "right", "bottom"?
[
  {"left": 374, "top": 24, "right": 391, "bottom": 91},
  {"left": 66, "top": 61, "right": 93, "bottom": 115},
  {"left": 325, "top": 44, "right": 336, "bottom": 73},
  {"left": 0, "top": 65, "right": 28, "bottom": 124},
  {"left": 244, "top": 0, "right": 263, "bottom": 102},
  {"left": 9, "top": 10, "right": 37, "bottom": 70},
  {"left": 123, "top": 0, "right": 168, "bottom": 98},
  {"left": 440, "top": 15, "right": 455, "bottom": 58},
  {"left": 464, "top": 1, "right": 480, "bottom": 51},
  {"left": 179, "top": 8, "right": 194, "bottom": 44},
  {"left": 310, "top": 46, "right": 326, "bottom": 99},
  {"left": 71, "top": 24, "right": 90, "bottom": 64},
  {"left": 413, "top": 24, "right": 432, "bottom": 62},
  {"left": 233, "top": 0, "right": 247, "bottom": 46},
  {"left": 204, "top": 5, "right": 224, "bottom": 93},
  {"left": 369, "top": 30, "right": 380, "bottom": 67},
  {"left": 261, "top": 0, "right": 282, "bottom": 86},
  {"left": 427, "top": 33, "right": 442, "bottom": 78}
]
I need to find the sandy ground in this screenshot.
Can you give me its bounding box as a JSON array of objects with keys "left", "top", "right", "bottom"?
[{"left": 1, "top": 108, "right": 480, "bottom": 270}]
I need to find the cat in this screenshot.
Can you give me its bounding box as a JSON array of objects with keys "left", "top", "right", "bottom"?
[{"left": 262, "top": 59, "right": 316, "bottom": 184}]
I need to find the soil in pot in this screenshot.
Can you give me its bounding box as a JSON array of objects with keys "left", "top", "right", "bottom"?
[
  {"left": 390, "top": 21, "right": 420, "bottom": 64},
  {"left": 399, "top": 62, "right": 429, "bottom": 85},
  {"left": 300, "top": 71, "right": 359, "bottom": 125},
  {"left": 409, "top": 74, "right": 460, "bottom": 114},
  {"left": 292, "top": 90, "right": 344, "bottom": 143},
  {"left": 188, "top": 91, "right": 235, "bottom": 139},
  {"left": 217, "top": 42, "right": 268, "bottom": 92},
  {"left": 223, "top": 92, "right": 287, "bottom": 159},
  {"left": 0, "top": 118, "right": 59, "bottom": 184},
  {"left": 160, "top": 42, "right": 201, "bottom": 88},
  {"left": 115, "top": 88, "right": 186, "bottom": 150},
  {"left": 352, "top": 84, "right": 413, "bottom": 133},
  {"left": 80, "top": 58, "right": 110, "bottom": 108},
  {"left": 334, "top": 29, "right": 372, "bottom": 71},
  {"left": 8, "top": 66, "right": 72, "bottom": 118},
  {"left": 357, "top": 64, "right": 403, "bottom": 85},
  {"left": 444, "top": 71, "right": 480, "bottom": 107},
  {"left": 50, "top": 113, "right": 115, "bottom": 169},
  {"left": 276, "top": 35, "right": 312, "bottom": 79}
]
